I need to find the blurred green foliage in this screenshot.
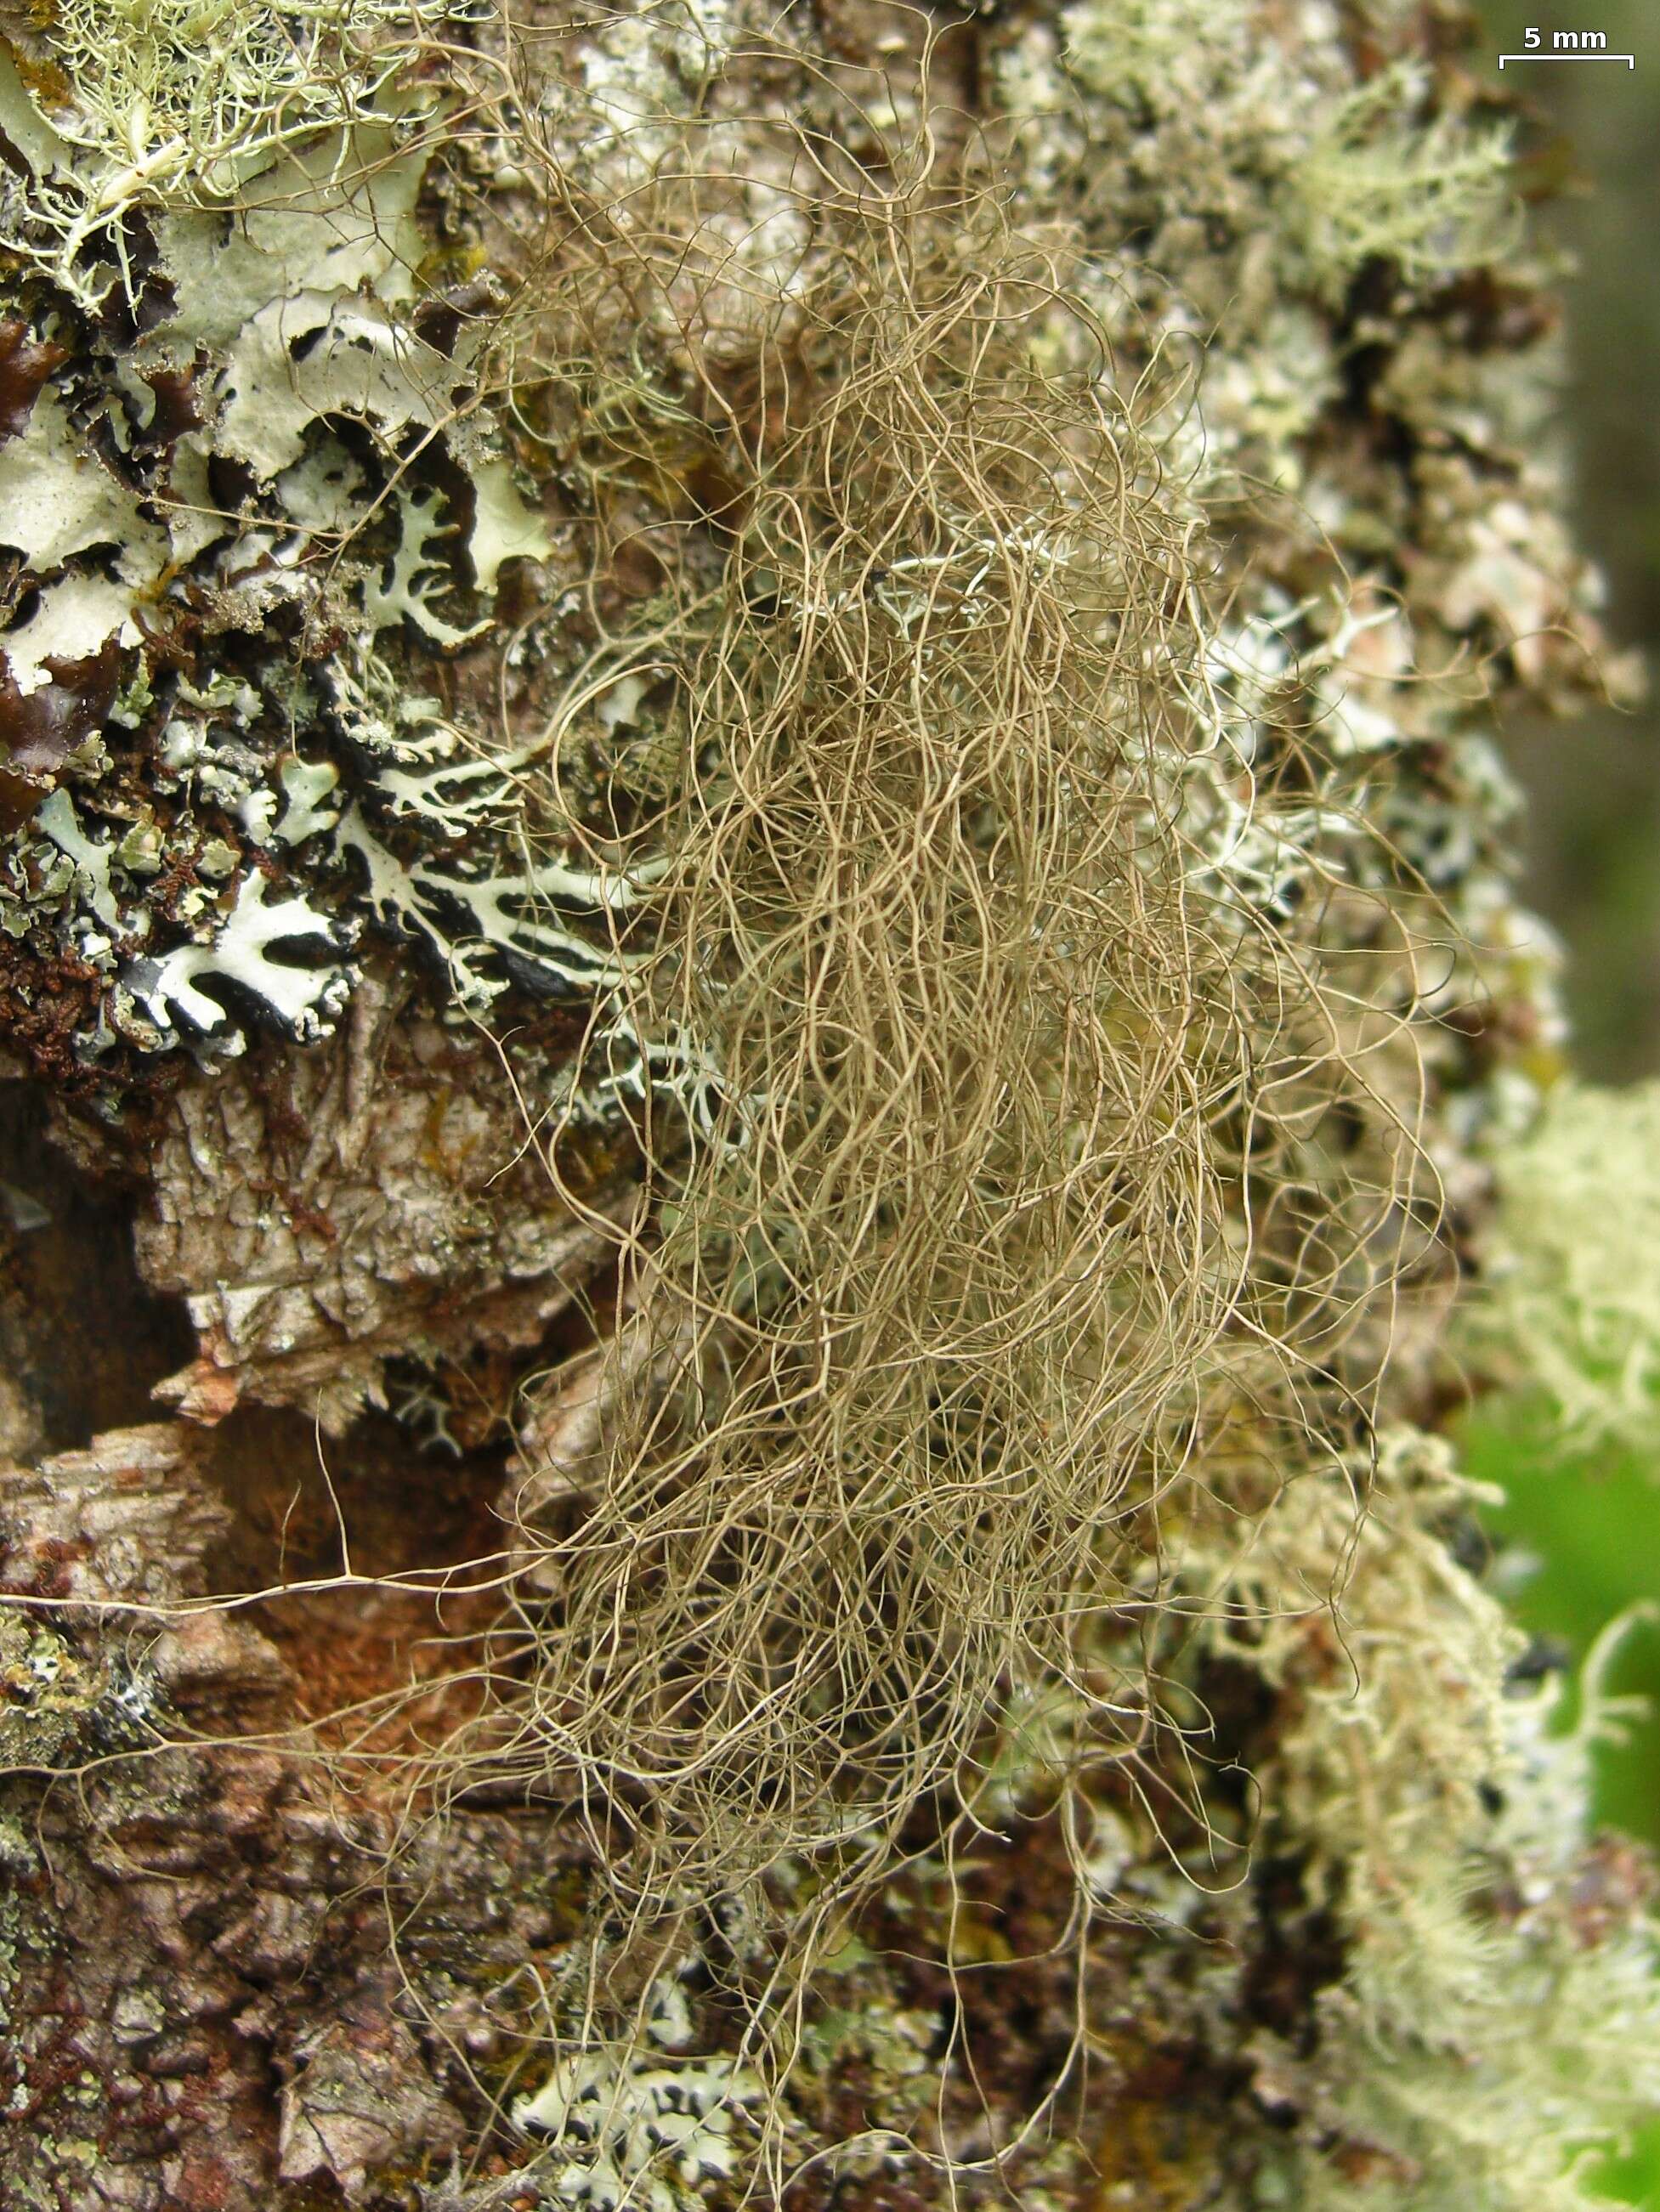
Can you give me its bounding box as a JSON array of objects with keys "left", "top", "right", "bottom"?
[{"left": 1461, "top": 1401, "right": 1660, "bottom": 2203}]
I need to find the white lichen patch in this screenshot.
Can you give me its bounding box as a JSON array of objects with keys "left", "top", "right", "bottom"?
[
  {"left": 118, "top": 868, "right": 354, "bottom": 1052},
  {"left": 0, "top": 42, "right": 554, "bottom": 1067},
  {"left": 513, "top": 2039, "right": 761, "bottom": 2212},
  {"left": 1062, "top": 0, "right": 1256, "bottom": 121}
]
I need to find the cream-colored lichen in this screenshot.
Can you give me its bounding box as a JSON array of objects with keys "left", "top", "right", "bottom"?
[
  {"left": 1181, "top": 1428, "right": 1660, "bottom": 2209},
  {"left": 1468, "top": 1081, "right": 1660, "bottom": 1455},
  {"left": 0, "top": 0, "right": 428, "bottom": 305},
  {"left": 1284, "top": 61, "right": 1517, "bottom": 303}
]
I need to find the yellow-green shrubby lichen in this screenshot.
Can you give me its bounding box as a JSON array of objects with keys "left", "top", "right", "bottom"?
[
  {"left": 1466, "top": 1080, "right": 1660, "bottom": 1455},
  {"left": 1173, "top": 1426, "right": 1660, "bottom": 2208},
  {"left": 0, "top": 2, "right": 1654, "bottom": 2209},
  {"left": 0, "top": 0, "right": 436, "bottom": 308},
  {"left": 1284, "top": 60, "right": 1517, "bottom": 306}
]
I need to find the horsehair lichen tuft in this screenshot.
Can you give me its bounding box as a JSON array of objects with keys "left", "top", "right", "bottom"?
[
  {"left": 0, "top": 1, "right": 1655, "bottom": 2208},
  {"left": 435, "top": 125, "right": 1417, "bottom": 1943},
  {"left": 328, "top": 43, "right": 1459, "bottom": 2191}
]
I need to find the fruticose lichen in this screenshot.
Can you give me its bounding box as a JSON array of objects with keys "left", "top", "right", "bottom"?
[
  {"left": 1465, "top": 1078, "right": 1660, "bottom": 1456},
  {"left": 0, "top": 2, "right": 1655, "bottom": 2209}
]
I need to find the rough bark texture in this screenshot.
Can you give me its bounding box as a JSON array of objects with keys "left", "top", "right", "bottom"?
[{"left": 0, "top": 3, "right": 1657, "bottom": 2209}]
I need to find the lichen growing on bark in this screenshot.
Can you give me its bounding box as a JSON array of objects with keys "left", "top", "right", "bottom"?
[
  {"left": 1464, "top": 1078, "right": 1660, "bottom": 1456},
  {"left": 0, "top": 3, "right": 1654, "bottom": 2209}
]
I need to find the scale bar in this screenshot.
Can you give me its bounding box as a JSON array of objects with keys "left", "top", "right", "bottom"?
[{"left": 1499, "top": 53, "right": 1635, "bottom": 65}]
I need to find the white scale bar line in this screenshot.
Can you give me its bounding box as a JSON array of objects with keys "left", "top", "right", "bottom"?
[{"left": 1499, "top": 53, "right": 1635, "bottom": 65}]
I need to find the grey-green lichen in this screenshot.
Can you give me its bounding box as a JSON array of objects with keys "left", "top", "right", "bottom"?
[
  {"left": 0, "top": 21, "right": 619, "bottom": 1078},
  {"left": 0, "top": 0, "right": 434, "bottom": 308}
]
